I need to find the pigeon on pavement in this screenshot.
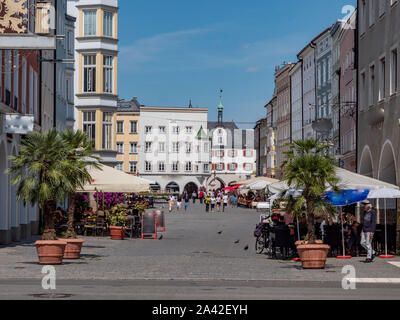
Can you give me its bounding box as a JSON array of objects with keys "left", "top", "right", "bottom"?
[
  {"left": 244, "top": 245, "right": 249, "bottom": 251},
  {"left": 234, "top": 240, "right": 240, "bottom": 244},
  {"left": 217, "top": 231, "right": 223, "bottom": 234},
  {"left": 159, "top": 235, "right": 163, "bottom": 240}
]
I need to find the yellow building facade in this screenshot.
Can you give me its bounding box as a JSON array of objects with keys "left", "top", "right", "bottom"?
[
  {"left": 116, "top": 98, "right": 141, "bottom": 175},
  {"left": 69, "top": 0, "right": 119, "bottom": 166}
]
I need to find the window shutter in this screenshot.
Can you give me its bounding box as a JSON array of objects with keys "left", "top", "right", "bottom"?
[
  {"left": 222, "top": 163, "right": 225, "bottom": 170},
  {"left": 235, "top": 150, "right": 238, "bottom": 157},
  {"left": 243, "top": 163, "right": 246, "bottom": 169},
  {"left": 235, "top": 163, "right": 238, "bottom": 169},
  {"left": 222, "top": 151, "right": 225, "bottom": 157},
  {"left": 243, "top": 150, "right": 246, "bottom": 157}
]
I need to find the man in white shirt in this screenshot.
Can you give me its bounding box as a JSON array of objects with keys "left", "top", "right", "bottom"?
[
  {"left": 223, "top": 194, "right": 229, "bottom": 212},
  {"left": 168, "top": 195, "right": 175, "bottom": 212}
]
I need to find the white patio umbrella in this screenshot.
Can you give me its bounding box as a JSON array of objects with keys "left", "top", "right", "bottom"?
[
  {"left": 367, "top": 188, "right": 400, "bottom": 258},
  {"left": 77, "top": 164, "right": 151, "bottom": 193},
  {"left": 243, "top": 179, "right": 277, "bottom": 191}
]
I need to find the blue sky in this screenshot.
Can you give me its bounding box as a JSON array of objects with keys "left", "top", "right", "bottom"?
[{"left": 118, "top": 0, "right": 357, "bottom": 128}]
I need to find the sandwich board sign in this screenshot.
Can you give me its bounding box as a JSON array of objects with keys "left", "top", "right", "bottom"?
[
  {"left": 154, "top": 209, "right": 166, "bottom": 232},
  {"left": 141, "top": 211, "right": 157, "bottom": 239}
]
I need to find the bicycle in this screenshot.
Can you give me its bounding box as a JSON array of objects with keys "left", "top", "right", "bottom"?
[{"left": 255, "top": 224, "right": 273, "bottom": 255}]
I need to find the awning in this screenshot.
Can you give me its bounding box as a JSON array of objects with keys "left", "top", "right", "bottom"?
[
  {"left": 266, "top": 167, "right": 399, "bottom": 194},
  {"left": 77, "top": 164, "right": 151, "bottom": 193},
  {"left": 238, "top": 176, "right": 279, "bottom": 187}
]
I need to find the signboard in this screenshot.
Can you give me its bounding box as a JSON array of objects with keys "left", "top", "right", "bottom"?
[
  {"left": 141, "top": 212, "right": 157, "bottom": 239},
  {"left": 4, "top": 114, "right": 34, "bottom": 134},
  {"left": 0, "top": 0, "right": 28, "bottom": 34}
]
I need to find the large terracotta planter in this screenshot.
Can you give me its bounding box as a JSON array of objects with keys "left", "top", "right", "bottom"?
[
  {"left": 63, "top": 238, "right": 84, "bottom": 259},
  {"left": 296, "top": 243, "right": 330, "bottom": 269},
  {"left": 109, "top": 226, "right": 124, "bottom": 240},
  {"left": 35, "top": 240, "right": 67, "bottom": 265}
]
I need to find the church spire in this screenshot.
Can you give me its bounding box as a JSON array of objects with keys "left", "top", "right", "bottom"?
[{"left": 218, "top": 89, "right": 224, "bottom": 123}]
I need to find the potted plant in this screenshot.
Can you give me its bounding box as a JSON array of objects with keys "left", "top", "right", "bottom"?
[
  {"left": 281, "top": 139, "right": 339, "bottom": 269},
  {"left": 60, "top": 130, "right": 100, "bottom": 259},
  {"left": 7, "top": 129, "right": 99, "bottom": 264},
  {"left": 109, "top": 204, "right": 128, "bottom": 240}
]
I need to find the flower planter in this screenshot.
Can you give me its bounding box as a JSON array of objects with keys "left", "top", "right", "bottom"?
[
  {"left": 296, "top": 243, "right": 330, "bottom": 269},
  {"left": 63, "top": 238, "right": 84, "bottom": 259},
  {"left": 109, "top": 226, "right": 124, "bottom": 240},
  {"left": 35, "top": 240, "right": 67, "bottom": 265}
]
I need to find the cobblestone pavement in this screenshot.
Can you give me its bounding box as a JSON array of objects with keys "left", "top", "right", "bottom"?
[{"left": 1, "top": 203, "right": 400, "bottom": 284}]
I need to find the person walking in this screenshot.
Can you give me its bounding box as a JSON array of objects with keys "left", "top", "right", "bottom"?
[
  {"left": 176, "top": 194, "right": 182, "bottom": 212},
  {"left": 184, "top": 193, "right": 190, "bottom": 211},
  {"left": 192, "top": 191, "right": 197, "bottom": 204},
  {"left": 210, "top": 195, "right": 216, "bottom": 212},
  {"left": 168, "top": 194, "right": 175, "bottom": 212},
  {"left": 360, "top": 200, "right": 377, "bottom": 263},
  {"left": 216, "top": 194, "right": 221, "bottom": 212},
  {"left": 223, "top": 194, "right": 229, "bottom": 212},
  {"left": 199, "top": 191, "right": 204, "bottom": 204},
  {"left": 205, "top": 194, "right": 211, "bottom": 212}
]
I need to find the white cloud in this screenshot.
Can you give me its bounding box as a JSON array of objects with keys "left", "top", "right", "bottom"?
[{"left": 245, "top": 66, "right": 260, "bottom": 73}]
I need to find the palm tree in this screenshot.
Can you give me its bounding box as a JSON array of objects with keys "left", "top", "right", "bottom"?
[
  {"left": 280, "top": 139, "right": 339, "bottom": 243},
  {"left": 7, "top": 129, "right": 73, "bottom": 240},
  {"left": 59, "top": 130, "right": 101, "bottom": 238}
]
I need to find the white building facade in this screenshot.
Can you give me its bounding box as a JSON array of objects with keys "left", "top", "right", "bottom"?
[
  {"left": 207, "top": 122, "right": 256, "bottom": 190},
  {"left": 290, "top": 61, "right": 303, "bottom": 142},
  {"left": 138, "top": 106, "right": 211, "bottom": 194},
  {"left": 298, "top": 43, "right": 317, "bottom": 140}
]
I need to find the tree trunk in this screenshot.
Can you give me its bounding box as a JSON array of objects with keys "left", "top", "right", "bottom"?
[
  {"left": 41, "top": 200, "right": 56, "bottom": 240},
  {"left": 66, "top": 192, "right": 77, "bottom": 238},
  {"left": 306, "top": 197, "right": 316, "bottom": 243}
]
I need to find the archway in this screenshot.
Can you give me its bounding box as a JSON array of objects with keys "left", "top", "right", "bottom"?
[
  {"left": 150, "top": 183, "right": 161, "bottom": 192},
  {"left": 184, "top": 182, "right": 198, "bottom": 195},
  {"left": 0, "top": 141, "right": 8, "bottom": 235},
  {"left": 208, "top": 177, "right": 225, "bottom": 191},
  {"left": 165, "top": 182, "right": 180, "bottom": 194},
  {"left": 359, "top": 146, "right": 374, "bottom": 177},
  {"left": 378, "top": 142, "right": 398, "bottom": 227}
]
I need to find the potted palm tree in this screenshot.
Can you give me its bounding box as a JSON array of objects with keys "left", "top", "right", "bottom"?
[
  {"left": 7, "top": 129, "right": 98, "bottom": 264},
  {"left": 281, "top": 139, "right": 339, "bottom": 269},
  {"left": 60, "top": 130, "right": 100, "bottom": 259},
  {"left": 109, "top": 204, "right": 128, "bottom": 240}
]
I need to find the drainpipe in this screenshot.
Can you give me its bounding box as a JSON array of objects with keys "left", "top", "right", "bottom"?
[{"left": 53, "top": 0, "right": 57, "bottom": 129}]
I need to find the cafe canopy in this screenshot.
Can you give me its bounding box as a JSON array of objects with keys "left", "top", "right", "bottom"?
[{"left": 77, "top": 164, "right": 151, "bottom": 193}]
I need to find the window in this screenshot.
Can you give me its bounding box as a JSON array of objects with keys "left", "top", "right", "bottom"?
[
  {"left": 21, "top": 57, "right": 26, "bottom": 112},
  {"left": 145, "top": 126, "right": 152, "bottom": 133},
  {"left": 369, "top": 0, "right": 375, "bottom": 26},
  {"left": 83, "top": 54, "right": 96, "bottom": 92},
  {"left": 67, "top": 30, "right": 73, "bottom": 55},
  {"left": 103, "top": 11, "right": 113, "bottom": 37},
  {"left": 116, "top": 142, "right": 123, "bottom": 153},
  {"left": 379, "top": 57, "right": 386, "bottom": 101},
  {"left": 379, "top": 0, "right": 386, "bottom": 16},
  {"left": 217, "top": 163, "right": 224, "bottom": 171},
  {"left": 186, "top": 126, "right": 192, "bottom": 133},
  {"left": 145, "top": 142, "right": 152, "bottom": 153},
  {"left": 159, "top": 126, "right": 166, "bottom": 133},
  {"left": 83, "top": 10, "right": 97, "bottom": 36},
  {"left": 159, "top": 162, "right": 165, "bottom": 172},
  {"left": 83, "top": 111, "right": 96, "bottom": 140},
  {"left": 203, "top": 164, "right": 209, "bottom": 173},
  {"left": 217, "top": 150, "right": 224, "bottom": 157},
  {"left": 145, "top": 161, "right": 152, "bottom": 172},
  {"left": 5, "top": 50, "right": 11, "bottom": 106},
  {"left": 116, "top": 162, "right": 123, "bottom": 171},
  {"left": 13, "top": 50, "right": 19, "bottom": 110},
  {"left": 103, "top": 56, "right": 113, "bottom": 93},
  {"left": 369, "top": 65, "right": 375, "bottom": 106},
  {"left": 172, "top": 162, "right": 179, "bottom": 172},
  {"left": 391, "top": 49, "right": 398, "bottom": 94},
  {"left": 117, "top": 120, "right": 124, "bottom": 134},
  {"left": 186, "top": 143, "right": 192, "bottom": 154},
  {"left": 129, "top": 162, "right": 137, "bottom": 174},
  {"left": 173, "top": 126, "right": 179, "bottom": 134},
  {"left": 218, "top": 137, "right": 223, "bottom": 144},
  {"left": 361, "top": 71, "right": 367, "bottom": 109},
  {"left": 172, "top": 142, "right": 179, "bottom": 153},
  {"left": 360, "top": 0, "right": 367, "bottom": 34},
  {"left": 228, "top": 163, "right": 236, "bottom": 171},
  {"left": 204, "top": 143, "right": 209, "bottom": 153},
  {"left": 245, "top": 163, "right": 253, "bottom": 171},
  {"left": 130, "top": 142, "right": 137, "bottom": 154},
  {"left": 185, "top": 162, "right": 192, "bottom": 172},
  {"left": 102, "top": 112, "right": 113, "bottom": 150},
  {"left": 159, "top": 142, "right": 165, "bottom": 153},
  {"left": 130, "top": 121, "right": 137, "bottom": 133}
]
